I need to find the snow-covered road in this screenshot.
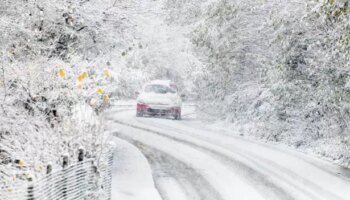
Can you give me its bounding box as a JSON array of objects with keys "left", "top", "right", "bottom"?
[
  {"left": 106, "top": 104, "right": 350, "bottom": 200},
  {"left": 106, "top": 1, "right": 350, "bottom": 199}
]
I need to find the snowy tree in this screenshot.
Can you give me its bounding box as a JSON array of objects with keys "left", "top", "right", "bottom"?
[{"left": 165, "top": 0, "right": 350, "bottom": 165}]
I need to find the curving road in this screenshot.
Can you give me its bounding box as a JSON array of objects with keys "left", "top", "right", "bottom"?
[{"left": 106, "top": 104, "right": 350, "bottom": 200}]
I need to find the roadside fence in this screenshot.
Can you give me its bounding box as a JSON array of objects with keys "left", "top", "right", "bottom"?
[{"left": 0, "top": 147, "right": 114, "bottom": 200}]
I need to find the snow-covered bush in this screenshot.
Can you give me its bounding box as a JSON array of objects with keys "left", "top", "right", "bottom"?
[
  {"left": 0, "top": 0, "right": 124, "bottom": 187},
  {"left": 265, "top": 0, "right": 350, "bottom": 163},
  {"left": 165, "top": 0, "right": 350, "bottom": 166}
]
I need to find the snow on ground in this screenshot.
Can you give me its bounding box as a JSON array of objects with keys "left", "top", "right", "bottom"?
[
  {"left": 106, "top": 102, "right": 350, "bottom": 200},
  {"left": 110, "top": 136, "right": 162, "bottom": 200},
  {"left": 155, "top": 179, "right": 188, "bottom": 200}
]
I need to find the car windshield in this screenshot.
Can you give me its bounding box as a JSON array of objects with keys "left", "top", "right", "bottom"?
[{"left": 144, "top": 84, "right": 176, "bottom": 94}]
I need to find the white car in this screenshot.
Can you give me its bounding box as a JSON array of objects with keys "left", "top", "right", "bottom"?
[{"left": 136, "top": 80, "right": 182, "bottom": 120}]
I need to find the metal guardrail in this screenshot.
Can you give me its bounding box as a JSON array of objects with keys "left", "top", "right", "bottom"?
[{"left": 0, "top": 148, "right": 114, "bottom": 200}]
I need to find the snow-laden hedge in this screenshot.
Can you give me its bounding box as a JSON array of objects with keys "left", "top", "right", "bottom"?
[
  {"left": 165, "top": 0, "right": 350, "bottom": 167},
  {"left": 0, "top": 0, "right": 128, "bottom": 187},
  {"left": 0, "top": 59, "right": 115, "bottom": 186}
]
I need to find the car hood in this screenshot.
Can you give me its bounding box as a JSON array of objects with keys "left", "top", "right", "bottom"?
[{"left": 138, "top": 93, "right": 180, "bottom": 106}]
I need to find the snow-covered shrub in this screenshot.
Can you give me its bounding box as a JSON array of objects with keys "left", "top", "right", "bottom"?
[
  {"left": 165, "top": 0, "right": 350, "bottom": 166},
  {"left": 264, "top": 0, "right": 350, "bottom": 162},
  {"left": 0, "top": 0, "right": 124, "bottom": 187},
  {"left": 0, "top": 58, "right": 114, "bottom": 185}
]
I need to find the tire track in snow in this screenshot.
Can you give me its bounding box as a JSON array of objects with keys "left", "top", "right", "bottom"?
[
  {"left": 177, "top": 118, "right": 350, "bottom": 181},
  {"left": 111, "top": 122, "right": 267, "bottom": 200},
  {"left": 134, "top": 117, "right": 350, "bottom": 200},
  {"left": 110, "top": 115, "right": 347, "bottom": 200},
  {"left": 112, "top": 119, "right": 296, "bottom": 200},
  {"left": 130, "top": 141, "right": 224, "bottom": 200}
]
